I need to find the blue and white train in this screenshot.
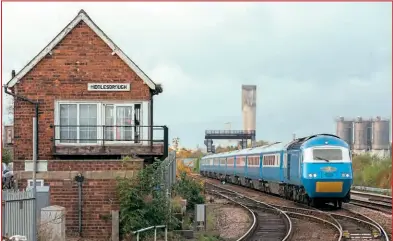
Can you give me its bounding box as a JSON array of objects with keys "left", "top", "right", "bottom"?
[{"left": 200, "top": 134, "right": 353, "bottom": 208}]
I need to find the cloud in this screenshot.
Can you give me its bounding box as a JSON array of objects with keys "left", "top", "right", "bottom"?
[{"left": 2, "top": 2, "right": 392, "bottom": 147}]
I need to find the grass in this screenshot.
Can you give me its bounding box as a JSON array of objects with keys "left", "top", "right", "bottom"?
[{"left": 352, "top": 154, "right": 392, "bottom": 189}]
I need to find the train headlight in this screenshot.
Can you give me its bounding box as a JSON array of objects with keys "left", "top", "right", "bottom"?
[
  {"left": 308, "top": 174, "right": 313, "bottom": 177},
  {"left": 313, "top": 174, "right": 317, "bottom": 178},
  {"left": 341, "top": 173, "right": 350, "bottom": 178},
  {"left": 308, "top": 173, "right": 317, "bottom": 178}
]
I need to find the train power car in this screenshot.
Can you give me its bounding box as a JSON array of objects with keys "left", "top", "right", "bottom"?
[{"left": 200, "top": 134, "right": 353, "bottom": 208}]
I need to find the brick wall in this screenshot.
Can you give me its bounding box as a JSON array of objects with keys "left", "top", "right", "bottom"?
[
  {"left": 19, "top": 160, "right": 144, "bottom": 240},
  {"left": 12, "top": 21, "right": 151, "bottom": 165},
  {"left": 11, "top": 19, "right": 154, "bottom": 240}
]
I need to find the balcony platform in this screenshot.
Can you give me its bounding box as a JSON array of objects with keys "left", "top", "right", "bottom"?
[{"left": 50, "top": 125, "right": 168, "bottom": 159}]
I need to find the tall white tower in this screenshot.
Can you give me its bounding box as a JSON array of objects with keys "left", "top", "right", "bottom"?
[{"left": 242, "top": 85, "right": 257, "bottom": 131}]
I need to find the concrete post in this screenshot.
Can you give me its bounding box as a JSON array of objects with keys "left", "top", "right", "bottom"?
[
  {"left": 111, "top": 210, "right": 119, "bottom": 241},
  {"left": 40, "top": 205, "right": 66, "bottom": 241}
]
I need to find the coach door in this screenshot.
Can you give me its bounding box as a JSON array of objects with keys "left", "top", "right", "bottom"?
[{"left": 286, "top": 153, "right": 291, "bottom": 180}]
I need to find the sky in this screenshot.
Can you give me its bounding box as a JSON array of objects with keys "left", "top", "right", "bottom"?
[{"left": 2, "top": 2, "right": 392, "bottom": 148}]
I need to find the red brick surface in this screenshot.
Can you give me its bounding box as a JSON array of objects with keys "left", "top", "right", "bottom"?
[
  {"left": 12, "top": 21, "right": 151, "bottom": 164},
  {"left": 47, "top": 160, "right": 140, "bottom": 171},
  {"left": 12, "top": 20, "right": 152, "bottom": 240},
  {"left": 20, "top": 177, "right": 124, "bottom": 240}
]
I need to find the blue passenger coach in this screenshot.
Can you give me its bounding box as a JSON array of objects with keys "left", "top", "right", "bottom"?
[{"left": 200, "top": 134, "right": 353, "bottom": 208}]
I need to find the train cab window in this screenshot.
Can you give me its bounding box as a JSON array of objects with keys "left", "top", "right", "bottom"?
[{"left": 312, "top": 148, "right": 343, "bottom": 161}]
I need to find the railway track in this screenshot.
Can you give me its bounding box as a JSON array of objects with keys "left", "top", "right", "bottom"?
[
  {"left": 204, "top": 188, "right": 257, "bottom": 241},
  {"left": 205, "top": 182, "right": 293, "bottom": 241},
  {"left": 350, "top": 191, "right": 392, "bottom": 214},
  {"left": 197, "top": 175, "right": 391, "bottom": 241},
  {"left": 325, "top": 208, "right": 390, "bottom": 241}
]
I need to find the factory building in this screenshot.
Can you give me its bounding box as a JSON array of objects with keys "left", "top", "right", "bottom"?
[{"left": 335, "top": 116, "right": 391, "bottom": 157}]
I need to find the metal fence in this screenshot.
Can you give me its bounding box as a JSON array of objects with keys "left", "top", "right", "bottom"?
[
  {"left": 131, "top": 154, "right": 175, "bottom": 240},
  {"left": 159, "top": 151, "right": 177, "bottom": 192},
  {"left": 2, "top": 189, "right": 35, "bottom": 240}
]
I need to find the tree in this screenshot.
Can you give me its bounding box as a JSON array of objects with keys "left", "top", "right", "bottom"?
[
  {"left": 215, "top": 145, "right": 237, "bottom": 153},
  {"left": 2, "top": 148, "right": 12, "bottom": 165},
  {"left": 173, "top": 171, "right": 205, "bottom": 211},
  {"left": 250, "top": 140, "right": 269, "bottom": 147}
]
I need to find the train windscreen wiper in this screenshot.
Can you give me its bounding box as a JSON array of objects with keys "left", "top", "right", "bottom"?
[{"left": 315, "top": 156, "right": 330, "bottom": 162}]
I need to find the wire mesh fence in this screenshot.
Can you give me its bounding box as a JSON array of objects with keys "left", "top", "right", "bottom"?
[{"left": 158, "top": 151, "right": 177, "bottom": 192}]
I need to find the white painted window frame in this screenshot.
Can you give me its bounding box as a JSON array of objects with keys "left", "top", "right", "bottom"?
[
  {"left": 27, "top": 179, "right": 44, "bottom": 187},
  {"left": 102, "top": 103, "right": 136, "bottom": 145},
  {"left": 55, "top": 101, "right": 100, "bottom": 146},
  {"left": 54, "top": 100, "right": 147, "bottom": 146}
]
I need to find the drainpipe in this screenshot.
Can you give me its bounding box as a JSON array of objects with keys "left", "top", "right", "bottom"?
[
  {"left": 150, "top": 90, "right": 154, "bottom": 150},
  {"left": 75, "top": 173, "right": 84, "bottom": 237},
  {"left": 3, "top": 71, "right": 40, "bottom": 159},
  {"left": 4, "top": 70, "right": 40, "bottom": 241}
]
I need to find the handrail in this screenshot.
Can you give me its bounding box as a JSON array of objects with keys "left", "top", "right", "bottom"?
[{"left": 132, "top": 225, "right": 167, "bottom": 241}]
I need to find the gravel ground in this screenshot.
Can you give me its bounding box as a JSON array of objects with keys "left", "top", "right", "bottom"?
[
  {"left": 205, "top": 194, "right": 253, "bottom": 240},
  {"left": 344, "top": 203, "right": 392, "bottom": 240},
  {"left": 290, "top": 218, "right": 339, "bottom": 241},
  {"left": 205, "top": 178, "right": 302, "bottom": 208},
  {"left": 67, "top": 238, "right": 96, "bottom": 241},
  {"left": 205, "top": 179, "right": 339, "bottom": 240},
  {"left": 203, "top": 177, "right": 393, "bottom": 241},
  {"left": 218, "top": 206, "right": 252, "bottom": 240}
]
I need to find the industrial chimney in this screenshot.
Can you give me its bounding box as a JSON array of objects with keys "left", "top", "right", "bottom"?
[{"left": 242, "top": 85, "right": 257, "bottom": 132}]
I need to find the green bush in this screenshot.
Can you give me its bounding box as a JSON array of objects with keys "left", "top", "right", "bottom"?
[
  {"left": 193, "top": 157, "right": 201, "bottom": 173},
  {"left": 116, "top": 160, "right": 179, "bottom": 238},
  {"left": 173, "top": 171, "right": 205, "bottom": 211},
  {"left": 2, "top": 148, "right": 12, "bottom": 165},
  {"left": 352, "top": 154, "right": 392, "bottom": 188},
  {"left": 117, "top": 159, "right": 206, "bottom": 239}
]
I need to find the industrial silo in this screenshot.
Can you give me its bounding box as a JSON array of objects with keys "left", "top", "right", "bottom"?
[
  {"left": 335, "top": 117, "right": 353, "bottom": 147},
  {"left": 242, "top": 85, "right": 256, "bottom": 131},
  {"left": 372, "top": 117, "right": 390, "bottom": 150},
  {"left": 353, "top": 117, "right": 372, "bottom": 151}
]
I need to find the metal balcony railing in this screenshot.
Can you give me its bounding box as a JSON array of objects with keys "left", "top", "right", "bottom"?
[
  {"left": 50, "top": 124, "right": 169, "bottom": 158},
  {"left": 205, "top": 130, "right": 256, "bottom": 136}
]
